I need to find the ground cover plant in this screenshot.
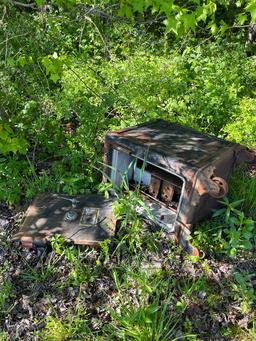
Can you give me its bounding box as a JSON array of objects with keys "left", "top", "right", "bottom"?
[{"left": 0, "top": 1, "right": 256, "bottom": 340}]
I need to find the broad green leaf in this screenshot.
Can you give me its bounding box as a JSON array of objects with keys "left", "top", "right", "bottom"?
[
  {"left": 0, "top": 130, "right": 9, "bottom": 141},
  {"left": 50, "top": 74, "right": 60, "bottom": 83},
  {"left": 118, "top": 3, "right": 133, "bottom": 18},
  {"left": 242, "top": 232, "right": 252, "bottom": 240},
  {"left": 132, "top": 1, "right": 144, "bottom": 13},
  {"left": 164, "top": 17, "right": 178, "bottom": 35},
  {"left": 229, "top": 247, "right": 237, "bottom": 256},
  {"left": 182, "top": 12, "right": 196, "bottom": 32},
  {"left": 160, "top": 0, "right": 174, "bottom": 15},
  {"left": 196, "top": 6, "right": 208, "bottom": 22},
  {"left": 35, "top": 0, "right": 45, "bottom": 5},
  {"left": 207, "top": 1, "right": 217, "bottom": 15},
  {"left": 241, "top": 240, "right": 253, "bottom": 250},
  {"left": 246, "top": 0, "right": 256, "bottom": 21},
  {"left": 229, "top": 216, "right": 239, "bottom": 225},
  {"left": 238, "top": 13, "right": 247, "bottom": 25}
]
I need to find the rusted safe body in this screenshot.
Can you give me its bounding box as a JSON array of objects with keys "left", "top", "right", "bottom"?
[
  {"left": 103, "top": 120, "right": 255, "bottom": 253},
  {"left": 14, "top": 119, "right": 255, "bottom": 253}
]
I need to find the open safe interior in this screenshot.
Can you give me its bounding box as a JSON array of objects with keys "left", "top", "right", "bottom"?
[{"left": 109, "top": 147, "right": 184, "bottom": 233}]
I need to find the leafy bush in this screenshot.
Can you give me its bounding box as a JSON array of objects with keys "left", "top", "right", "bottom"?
[
  {"left": 228, "top": 165, "right": 256, "bottom": 219},
  {"left": 0, "top": 4, "right": 256, "bottom": 207},
  {"left": 231, "top": 271, "right": 256, "bottom": 314},
  {"left": 194, "top": 197, "right": 255, "bottom": 257},
  {"left": 224, "top": 97, "right": 256, "bottom": 148}
]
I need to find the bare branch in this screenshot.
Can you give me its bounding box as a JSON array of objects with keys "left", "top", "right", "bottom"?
[
  {"left": 245, "top": 22, "right": 256, "bottom": 53},
  {"left": 76, "top": 4, "right": 127, "bottom": 22},
  {"left": 0, "top": 5, "right": 7, "bottom": 23},
  {"left": 0, "top": 33, "right": 29, "bottom": 46},
  {"left": 231, "top": 24, "right": 251, "bottom": 29},
  {"left": 9, "top": 1, "right": 36, "bottom": 9}
]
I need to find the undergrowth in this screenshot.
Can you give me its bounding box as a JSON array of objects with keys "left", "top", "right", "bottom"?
[
  {"left": 0, "top": 3, "right": 256, "bottom": 340},
  {"left": 1, "top": 178, "right": 256, "bottom": 339}
]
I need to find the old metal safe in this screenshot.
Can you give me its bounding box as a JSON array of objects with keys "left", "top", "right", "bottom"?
[{"left": 14, "top": 120, "right": 256, "bottom": 253}]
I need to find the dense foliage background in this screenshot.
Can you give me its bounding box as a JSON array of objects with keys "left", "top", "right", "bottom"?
[
  {"left": 0, "top": 0, "right": 256, "bottom": 204},
  {"left": 0, "top": 1, "right": 256, "bottom": 340}
]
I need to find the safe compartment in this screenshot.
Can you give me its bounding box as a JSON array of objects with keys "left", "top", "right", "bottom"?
[{"left": 109, "top": 147, "right": 185, "bottom": 233}]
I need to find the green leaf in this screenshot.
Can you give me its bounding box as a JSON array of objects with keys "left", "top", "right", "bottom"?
[
  {"left": 229, "top": 247, "right": 237, "bottom": 257},
  {"left": 118, "top": 3, "right": 133, "bottom": 18},
  {"left": 160, "top": 0, "right": 174, "bottom": 15},
  {"left": 246, "top": 1, "right": 256, "bottom": 21},
  {"left": 132, "top": 1, "right": 144, "bottom": 13},
  {"left": 7, "top": 58, "right": 15, "bottom": 67},
  {"left": 219, "top": 20, "right": 228, "bottom": 35},
  {"left": 229, "top": 216, "right": 239, "bottom": 225},
  {"left": 242, "top": 232, "right": 252, "bottom": 240},
  {"left": 50, "top": 73, "right": 60, "bottom": 83},
  {"left": 241, "top": 301, "right": 249, "bottom": 314},
  {"left": 209, "top": 22, "right": 218, "bottom": 35},
  {"left": 196, "top": 6, "right": 208, "bottom": 22},
  {"left": 212, "top": 208, "right": 226, "bottom": 217},
  {"left": 207, "top": 1, "right": 217, "bottom": 15},
  {"left": 17, "top": 56, "right": 27, "bottom": 67},
  {"left": 35, "top": 0, "right": 45, "bottom": 5},
  {"left": 241, "top": 240, "right": 253, "bottom": 250},
  {"left": 238, "top": 14, "right": 248, "bottom": 25},
  {"left": 1, "top": 123, "right": 13, "bottom": 134},
  {"left": 230, "top": 199, "right": 244, "bottom": 208},
  {"left": 164, "top": 17, "right": 178, "bottom": 35},
  {"left": 182, "top": 12, "right": 196, "bottom": 32}
]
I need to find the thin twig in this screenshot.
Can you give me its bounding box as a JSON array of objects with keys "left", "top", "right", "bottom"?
[
  {"left": 79, "top": 21, "right": 86, "bottom": 49},
  {"left": 84, "top": 14, "right": 110, "bottom": 60},
  {"left": 79, "top": 4, "right": 122, "bottom": 22},
  {"left": 37, "top": 60, "right": 51, "bottom": 95},
  {"left": 0, "top": 33, "right": 29, "bottom": 46},
  {"left": 0, "top": 5, "right": 6, "bottom": 23},
  {"left": 5, "top": 33, "right": 8, "bottom": 65},
  {"left": 230, "top": 24, "right": 250, "bottom": 29},
  {"left": 10, "top": 0, "right": 36, "bottom": 9}
]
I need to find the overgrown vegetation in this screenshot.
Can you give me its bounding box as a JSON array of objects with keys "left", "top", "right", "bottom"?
[{"left": 0, "top": 1, "right": 256, "bottom": 339}]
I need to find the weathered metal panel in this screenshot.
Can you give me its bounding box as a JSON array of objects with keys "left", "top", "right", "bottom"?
[
  {"left": 13, "top": 193, "right": 116, "bottom": 248},
  {"left": 106, "top": 120, "right": 236, "bottom": 169}
]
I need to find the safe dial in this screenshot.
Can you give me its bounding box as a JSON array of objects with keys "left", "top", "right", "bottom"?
[{"left": 65, "top": 210, "right": 78, "bottom": 222}]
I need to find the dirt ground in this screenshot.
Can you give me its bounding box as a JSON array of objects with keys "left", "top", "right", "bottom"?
[{"left": 0, "top": 198, "right": 255, "bottom": 340}]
